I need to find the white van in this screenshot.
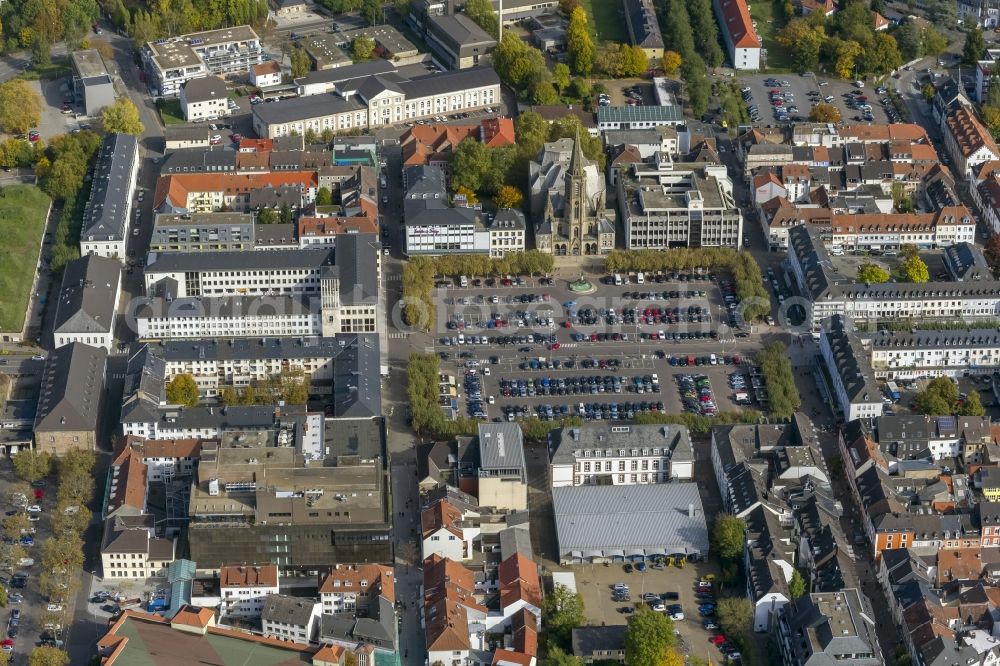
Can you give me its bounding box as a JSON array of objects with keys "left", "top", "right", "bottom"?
[
  {"left": 459, "top": 275, "right": 468, "bottom": 287},
  {"left": 830, "top": 246, "right": 845, "bottom": 256},
  {"left": 709, "top": 353, "right": 718, "bottom": 365},
  {"left": 636, "top": 272, "right": 645, "bottom": 284},
  {"left": 614, "top": 273, "right": 624, "bottom": 285}
]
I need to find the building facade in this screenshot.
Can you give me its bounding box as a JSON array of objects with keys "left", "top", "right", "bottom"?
[
  {"left": 143, "top": 26, "right": 263, "bottom": 97},
  {"left": 80, "top": 133, "right": 139, "bottom": 260}
]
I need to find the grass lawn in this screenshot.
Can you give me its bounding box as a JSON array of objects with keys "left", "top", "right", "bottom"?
[
  {"left": 157, "top": 99, "right": 186, "bottom": 125},
  {"left": 749, "top": 0, "right": 794, "bottom": 71},
  {"left": 18, "top": 57, "right": 72, "bottom": 81},
  {"left": 579, "top": 0, "right": 630, "bottom": 43},
  {"left": 0, "top": 185, "right": 50, "bottom": 334}
]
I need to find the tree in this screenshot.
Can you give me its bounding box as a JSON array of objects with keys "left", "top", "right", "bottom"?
[
  {"left": 716, "top": 597, "right": 753, "bottom": 641},
  {"left": 777, "top": 19, "right": 825, "bottom": 72},
  {"left": 100, "top": 98, "right": 144, "bottom": 136},
  {"left": 495, "top": 185, "right": 524, "bottom": 209},
  {"left": 893, "top": 20, "right": 922, "bottom": 60},
  {"left": 529, "top": 79, "right": 558, "bottom": 105},
  {"left": 900, "top": 255, "right": 929, "bottom": 283},
  {"left": 985, "top": 234, "right": 1000, "bottom": 278},
  {"left": 351, "top": 34, "right": 375, "bottom": 60},
  {"left": 914, "top": 377, "right": 960, "bottom": 415},
  {"left": 711, "top": 514, "right": 746, "bottom": 561},
  {"left": 544, "top": 646, "right": 582, "bottom": 666},
  {"left": 316, "top": 186, "right": 333, "bottom": 206},
  {"left": 921, "top": 26, "right": 948, "bottom": 57},
  {"left": 809, "top": 103, "right": 841, "bottom": 122},
  {"left": 662, "top": 649, "right": 685, "bottom": 666},
  {"left": 566, "top": 7, "right": 595, "bottom": 76},
  {"left": 256, "top": 207, "right": 278, "bottom": 224},
  {"left": 544, "top": 584, "right": 585, "bottom": 649},
  {"left": 925, "top": 0, "right": 956, "bottom": 27},
  {"left": 290, "top": 46, "right": 311, "bottom": 78},
  {"left": 984, "top": 106, "right": 1000, "bottom": 136},
  {"left": 552, "top": 62, "right": 571, "bottom": 94},
  {"left": 922, "top": 83, "right": 937, "bottom": 102},
  {"left": 28, "top": 647, "right": 69, "bottom": 666},
  {"left": 961, "top": 390, "right": 986, "bottom": 416},
  {"left": 463, "top": 0, "right": 499, "bottom": 37},
  {"left": 220, "top": 387, "right": 239, "bottom": 406},
  {"left": 360, "top": 0, "right": 381, "bottom": 24},
  {"left": 559, "top": 0, "right": 581, "bottom": 14},
  {"left": 455, "top": 185, "right": 479, "bottom": 204},
  {"left": 834, "top": 40, "right": 863, "bottom": 79},
  {"left": 625, "top": 605, "right": 676, "bottom": 666},
  {"left": 789, "top": 570, "right": 807, "bottom": 599},
  {"left": 279, "top": 202, "right": 293, "bottom": 223},
  {"left": 687, "top": 0, "right": 724, "bottom": 67},
  {"left": 963, "top": 26, "right": 986, "bottom": 67},
  {"left": 515, "top": 111, "right": 549, "bottom": 161},
  {"left": 864, "top": 32, "right": 902, "bottom": 76},
  {"left": 622, "top": 45, "right": 649, "bottom": 77},
  {"left": 165, "top": 374, "right": 199, "bottom": 407},
  {"left": 450, "top": 139, "right": 491, "bottom": 193},
  {"left": 0, "top": 80, "right": 41, "bottom": 134},
  {"left": 0, "top": 587, "right": 6, "bottom": 608},
  {"left": 12, "top": 450, "right": 51, "bottom": 484},
  {"left": 661, "top": 50, "right": 682, "bottom": 75},
  {"left": 857, "top": 263, "right": 889, "bottom": 283}
]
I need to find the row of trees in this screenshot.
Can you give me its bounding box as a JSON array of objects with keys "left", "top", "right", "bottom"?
[
  {"left": 914, "top": 377, "right": 986, "bottom": 416},
  {"left": 633, "top": 409, "right": 762, "bottom": 435},
  {"left": 0, "top": 0, "right": 98, "bottom": 56},
  {"left": 166, "top": 370, "right": 310, "bottom": 407},
  {"left": 757, "top": 341, "right": 802, "bottom": 420},
  {"left": 111, "top": 0, "right": 270, "bottom": 47},
  {"left": 315, "top": 0, "right": 382, "bottom": 24},
  {"left": 659, "top": 0, "right": 710, "bottom": 117},
  {"left": 604, "top": 249, "right": 770, "bottom": 321},
  {"left": 594, "top": 42, "right": 649, "bottom": 79}
]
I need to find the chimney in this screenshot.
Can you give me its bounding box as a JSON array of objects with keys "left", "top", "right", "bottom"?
[{"left": 689, "top": 504, "right": 695, "bottom": 517}]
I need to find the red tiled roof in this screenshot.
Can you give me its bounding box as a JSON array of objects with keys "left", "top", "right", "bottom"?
[
  {"left": 753, "top": 171, "right": 783, "bottom": 189},
  {"left": 170, "top": 606, "right": 215, "bottom": 629},
  {"left": 422, "top": 499, "right": 465, "bottom": 539},
  {"left": 498, "top": 554, "right": 541, "bottom": 610},
  {"left": 946, "top": 107, "right": 1000, "bottom": 159},
  {"left": 155, "top": 172, "right": 319, "bottom": 209},
  {"left": 480, "top": 117, "right": 516, "bottom": 147},
  {"left": 400, "top": 124, "right": 479, "bottom": 166},
  {"left": 298, "top": 216, "right": 379, "bottom": 236},
  {"left": 718, "top": 0, "right": 760, "bottom": 48},
  {"left": 253, "top": 61, "right": 281, "bottom": 76},
  {"left": 131, "top": 437, "right": 205, "bottom": 460},
  {"left": 493, "top": 649, "right": 534, "bottom": 666},
  {"left": 219, "top": 564, "right": 279, "bottom": 589},
  {"left": 512, "top": 609, "right": 538, "bottom": 656},
  {"left": 107, "top": 445, "right": 147, "bottom": 516},
  {"left": 841, "top": 124, "right": 930, "bottom": 143},
  {"left": 318, "top": 563, "right": 395, "bottom": 602}
]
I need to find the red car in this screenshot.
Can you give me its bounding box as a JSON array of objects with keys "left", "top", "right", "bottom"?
[
  {"left": 33, "top": 488, "right": 43, "bottom": 500},
  {"left": 549, "top": 343, "right": 560, "bottom": 351},
  {"left": 710, "top": 634, "right": 726, "bottom": 646}
]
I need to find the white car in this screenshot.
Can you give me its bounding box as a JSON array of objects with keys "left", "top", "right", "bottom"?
[
  {"left": 45, "top": 604, "right": 62, "bottom": 612},
  {"left": 210, "top": 134, "right": 222, "bottom": 144},
  {"left": 26, "top": 505, "right": 41, "bottom": 513},
  {"left": 670, "top": 611, "right": 684, "bottom": 620},
  {"left": 17, "top": 558, "right": 33, "bottom": 567}
]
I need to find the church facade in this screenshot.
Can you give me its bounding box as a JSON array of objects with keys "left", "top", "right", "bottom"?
[{"left": 530, "top": 131, "right": 616, "bottom": 259}]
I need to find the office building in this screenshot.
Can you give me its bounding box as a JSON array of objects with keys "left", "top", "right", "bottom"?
[
  {"left": 142, "top": 26, "right": 263, "bottom": 97},
  {"left": 80, "top": 133, "right": 139, "bottom": 260},
  {"left": 550, "top": 423, "right": 694, "bottom": 487},
  {"left": 260, "top": 595, "right": 321, "bottom": 644},
  {"left": 424, "top": 13, "right": 497, "bottom": 69},
  {"left": 53, "top": 254, "right": 122, "bottom": 352},
  {"left": 820, "top": 316, "right": 884, "bottom": 421},
  {"left": 70, "top": 49, "right": 116, "bottom": 116},
  {"left": 149, "top": 213, "right": 254, "bottom": 252},
  {"left": 777, "top": 589, "right": 882, "bottom": 666},
  {"left": 179, "top": 76, "right": 229, "bottom": 122},
  {"left": 33, "top": 342, "right": 106, "bottom": 456}
]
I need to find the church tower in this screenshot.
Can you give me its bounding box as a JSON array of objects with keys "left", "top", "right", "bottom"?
[{"left": 564, "top": 126, "right": 587, "bottom": 256}]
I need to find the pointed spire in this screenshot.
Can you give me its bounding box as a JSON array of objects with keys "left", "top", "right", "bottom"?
[{"left": 570, "top": 124, "right": 585, "bottom": 177}]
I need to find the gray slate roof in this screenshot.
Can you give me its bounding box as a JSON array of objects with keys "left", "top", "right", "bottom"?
[
  {"left": 82, "top": 133, "right": 138, "bottom": 243},
  {"left": 53, "top": 254, "right": 121, "bottom": 336},
  {"left": 552, "top": 483, "right": 709, "bottom": 555},
  {"left": 34, "top": 342, "right": 106, "bottom": 433},
  {"left": 251, "top": 93, "right": 366, "bottom": 125},
  {"left": 572, "top": 626, "right": 627, "bottom": 657},
  {"left": 261, "top": 594, "right": 318, "bottom": 627},
  {"left": 146, "top": 247, "right": 335, "bottom": 273},
  {"left": 182, "top": 75, "right": 227, "bottom": 103},
  {"left": 477, "top": 422, "right": 525, "bottom": 473},
  {"left": 823, "top": 315, "right": 881, "bottom": 405},
  {"left": 550, "top": 423, "right": 692, "bottom": 466},
  {"left": 396, "top": 67, "right": 500, "bottom": 100},
  {"left": 295, "top": 59, "right": 396, "bottom": 88}
]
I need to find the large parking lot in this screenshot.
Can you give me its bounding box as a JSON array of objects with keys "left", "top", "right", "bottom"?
[
  {"left": 739, "top": 73, "right": 897, "bottom": 125},
  {"left": 431, "top": 273, "right": 768, "bottom": 421}
]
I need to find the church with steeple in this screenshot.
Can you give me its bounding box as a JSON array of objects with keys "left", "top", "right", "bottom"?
[{"left": 529, "top": 129, "right": 616, "bottom": 260}]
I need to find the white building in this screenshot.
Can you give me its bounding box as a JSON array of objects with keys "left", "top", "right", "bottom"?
[
  {"left": 260, "top": 594, "right": 321, "bottom": 644},
  {"left": 318, "top": 563, "right": 394, "bottom": 615},
  {"left": 713, "top": 0, "right": 761, "bottom": 69},
  {"left": 253, "top": 67, "right": 500, "bottom": 138},
  {"left": 944, "top": 106, "right": 1000, "bottom": 178},
  {"left": 250, "top": 61, "right": 282, "bottom": 88},
  {"left": 126, "top": 436, "right": 204, "bottom": 483},
  {"left": 80, "top": 134, "right": 139, "bottom": 260},
  {"left": 218, "top": 564, "right": 280, "bottom": 619},
  {"left": 53, "top": 254, "right": 122, "bottom": 352},
  {"left": 820, "top": 316, "right": 884, "bottom": 422},
  {"left": 868, "top": 328, "right": 1000, "bottom": 379},
  {"left": 101, "top": 515, "right": 177, "bottom": 580},
  {"left": 549, "top": 423, "right": 694, "bottom": 488},
  {"left": 420, "top": 498, "right": 481, "bottom": 561},
  {"left": 403, "top": 165, "right": 490, "bottom": 255},
  {"left": 142, "top": 26, "right": 263, "bottom": 97},
  {"left": 179, "top": 76, "right": 230, "bottom": 122},
  {"left": 135, "top": 295, "right": 322, "bottom": 340}
]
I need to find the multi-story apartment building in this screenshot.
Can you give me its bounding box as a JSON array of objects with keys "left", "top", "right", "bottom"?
[
  {"left": 179, "top": 76, "right": 229, "bottom": 122},
  {"left": 142, "top": 26, "right": 263, "bottom": 97},
  {"left": 260, "top": 595, "right": 321, "bottom": 643},
  {"left": 149, "top": 213, "right": 255, "bottom": 252},
  {"left": 122, "top": 435, "right": 205, "bottom": 482},
  {"left": 477, "top": 423, "right": 528, "bottom": 512},
  {"left": 80, "top": 133, "right": 139, "bottom": 260},
  {"left": 550, "top": 423, "right": 694, "bottom": 487},
  {"left": 218, "top": 564, "right": 280, "bottom": 619},
  {"left": 867, "top": 327, "right": 1000, "bottom": 378},
  {"left": 713, "top": 0, "right": 761, "bottom": 70},
  {"left": 944, "top": 105, "right": 1000, "bottom": 177},
  {"left": 788, "top": 225, "right": 1000, "bottom": 328},
  {"left": 819, "top": 316, "right": 884, "bottom": 422},
  {"left": 53, "top": 254, "right": 122, "bottom": 352},
  {"left": 318, "top": 564, "right": 394, "bottom": 615},
  {"left": 101, "top": 514, "right": 177, "bottom": 579},
  {"left": 776, "top": 589, "right": 882, "bottom": 666},
  {"left": 33, "top": 343, "right": 106, "bottom": 456},
  {"left": 153, "top": 171, "right": 318, "bottom": 213},
  {"left": 135, "top": 294, "right": 321, "bottom": 340},
  {"left": 616, "top": 154, "right": 742, "bottom": 249},
  {"left": 253, "top": 67, "right": 500, "bottom": 138}
]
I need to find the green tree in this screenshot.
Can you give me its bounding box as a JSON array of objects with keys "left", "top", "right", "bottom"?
[
  {"left": 495, "top": 185, "right": 524, "bottom": 209},
  {"left": 543, "top": 584, "right": 585, "bottom": 649},
  {"left": 165, "top": 374, "right": 200, "bottom": 407},
  {"left": 566, "top": 6, "right": 595, "bottom": 75},
  {"left": 28, "top": 646, "right": 70, "bottom": 666},
  {"left": 12, "top": 450, "right": 51, "bottom": 483},
  {"left": 290, "top": 46, "right": 311, "bottom": 78},
  {"left": 450, "top": 139, "right": 491, "bottom": 192},
  {"left": 529, "top": 79, "right": 558, "bottom": 105},
  {"left": 545, "top": 646, "right": 583, "bottom": 666},
  {"left": 352, "top": 34, "right": 375, "bottom": 60},
  {"left": 900, "top": 255, "right": 929, "bottom": 283},
  {"left": 0, "top": 80, "right": 41, "bottom": 135},
  {"left": 777, "top": 19, "right": 825, "bottom": 72},
  {"left": 256, "top": 207, "right": 278, "bottom": 224},
  {"left": 757, "top": 341, "right": 802, "bottom": 419},
  {"left": 960, "top": 390, "right": 986, "bottom": 416},
  {"left": 711, "top": 514, "right": 746, "bottom": 561},
  {"left": 921, "top": 26, "right": 948, "bottom": 56},
  {"left": 625, "top": 605, "right": 677, "bottom": 666},
  {"left": 552, "top": 62, "right": 571, "bottom": 94},
  {"left": 393, "top": 0, "right": 412, "bottom": 16},
  {"left": 360, "top": 0, "right": 381, "bottom": 24},
  {"left": 463, "top": 0, "right": 499, "bottom": 38},
  {"left": 622, "top": 44, "right": 649, "bottom": 77},
  {"left": 893, "top": 20, "right": 921, "bottom": 60},
  {"left": 316, "top": 186, "right": 333, "bottom": 206},
  {"left": 688, "top": 0, "right": 724, "bottom": 67},
  {"left": 789, "top": 570, "right": 807, "bottom": 599},
  {"left": 809, "top": 102, "right": 841, "bottom": 122},
  {"left": 925, "top": 0, "right": 956, "bottom": 27},
  {"left": 833, "top": 39, "right": 863, "bottom": 79},
  {"left": 0, "top": 586, "right": 7, "bottom": 608},
  {"left": 100, "top": 98, "right": 144, "bottom": 136},
  {"left": 864, "top": 32, "right": 902, "bottom": 76},
  {"left": 279, "top": 202, "right": 293, "bottom": 223},
  {"left": 220, "top": 387, "right": 239, "bottom": 406},
  {"left": 963, "top": 25, "right": 986, "bottom": 67},
  {"left": 716, "top": 597, "right": 753, "bottom": 641},
  {"left": 568, "top": 77, "right": 591, "bottom": 99},
  {"left": 662, "top": 50, "right": 682, "bottom": 75},
  {"left": 858, "top": 263, "right": 890, "bottom": 283},
  {"left": 922, "top": 83, "right": 937, "bottom": 102},
  {"left": 983, "top": 105, "right": 1000, "bottom": 136},
  {"left": 514, "top": 111, "right": 548, "bottom": 161},
  {"left": 914, "top": 377, "right": 959, "bottom": 415}
]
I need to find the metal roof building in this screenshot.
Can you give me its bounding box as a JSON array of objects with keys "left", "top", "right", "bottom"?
[
  {"left": 552, "top": 483, "right": 709, "bottom": 563},
  {"left": 597, "top": 105, "right": 684, "bottom": 130}
]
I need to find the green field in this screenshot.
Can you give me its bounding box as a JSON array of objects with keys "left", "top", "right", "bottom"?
[
  {"left": 580, "top": 0, "right": 630, "bottom": 43},
  {"left": 157, "top": 98, "right": 186, "bottom": 125},
  {"left": 749, "top": 0, "right": 794, "bottom": 71},
  {"left": 0, "top": 185, "right": 50, "bottom": 334}
]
